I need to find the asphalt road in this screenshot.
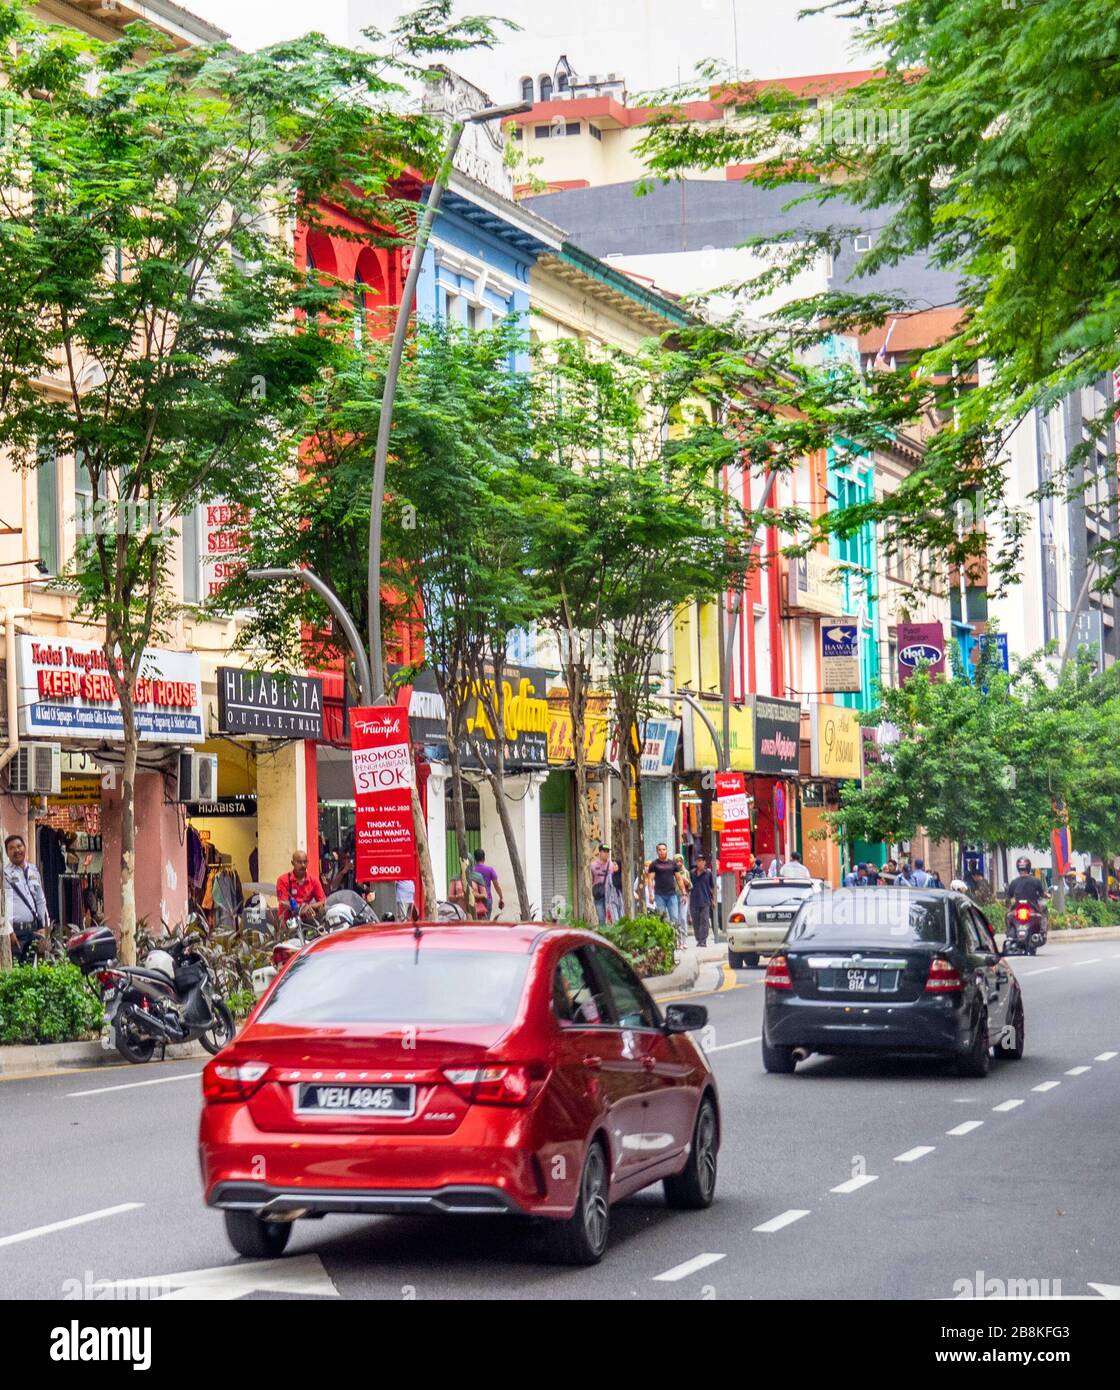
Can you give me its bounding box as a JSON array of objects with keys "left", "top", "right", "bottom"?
[{"left": 2, "top": 938, "right": 1118, "bottom": 1301}]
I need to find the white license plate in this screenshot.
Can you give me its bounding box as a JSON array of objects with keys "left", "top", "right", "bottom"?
[{"left": 296, "top": 1083, "right": 415, "bottom": 1116}]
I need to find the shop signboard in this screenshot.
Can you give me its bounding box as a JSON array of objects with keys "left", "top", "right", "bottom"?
[
  {"left": 17, "top": 636, "right": 203, "bottom": 742},
  {"left": 820, "top": 620, "right": 861, "bottom": 694},
  {"left": 547, "top": 688, "right": 610, "bottom": 765},
  {"left": 752, "top": 695, "right": 802, "bottom": 777},
  {"left": 682, "top": 701, "right": 753, "bottom": 772},
  {"left": 810, "top": 704, "right": 863, "bottom": 780},
  {"left": 185, "top": 795, "right": 257, "bottom": 818},
  {"left": 897, "top": 621, "right": 946, "bottom": 683},
  {"left": 714, "top": 770, "right": 752, "bottom": 872},
  {"left": 406, "top": 667, "right": 549, "bottom": 772},
  {"left": 638, "top": 718, "right": 680, "bottom": 777},
  {"left": 787, "top": 551, "right": 845, "bottom": 616},
  {"left": 350, "top": 706, "right": 417, "bottom": 882},
  {"left": 217, "top": 667, "right": 324, "bottom": 739}
]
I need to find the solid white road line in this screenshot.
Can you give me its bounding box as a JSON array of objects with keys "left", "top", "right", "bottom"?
[
  {"left": 1023, "top": 967, "right": 1059, "bottom": 976},
  {"left": 707, "top": 1035, "right": 762, "bottom": 1053},
  {"left": 992, "top": 1099, "right": 1024, "bottom": 1112},
  {"left": 831, "top": 1175, "right": 878, "bottom": 1194},
  {"left": 1066, "top": 1066, "right": 1091, "bottom": 1076},
  {"left": 753, "top": 1209, "right": 811, "bottom": 1233},
  {"left": 894, "top": 1146, "right": 935, "bottom": 1163},
  {"left": 1032, "top": 1081, "right": 1061, "bottom": 1092},
  {"left": 1073, "top": 958, "right": 1103, "bottom": 967},
  {"left": 652, "top": 1252, "right": 726, "bottom": 1282},
  {"left": 66, "top": 1071, "right": 202, "bottom": 1098},
  {"left": 1095, "top": 1052, "right": 1118, "bottom": 1062},
  {"left": 947, "top": 1121, "right": 984, "bottom": 1136},
  {"left": 0, "top": 1203, "right": 143, "bottom": 1249}
]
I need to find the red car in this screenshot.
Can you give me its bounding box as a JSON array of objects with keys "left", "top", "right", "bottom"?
[{"left": 199, "top": 923, "right": 719, "bottom": 1265}]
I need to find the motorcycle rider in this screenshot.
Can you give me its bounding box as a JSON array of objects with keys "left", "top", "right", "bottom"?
[{"left": 1006, "top": 855, "right": 1048, "bottom": 911}]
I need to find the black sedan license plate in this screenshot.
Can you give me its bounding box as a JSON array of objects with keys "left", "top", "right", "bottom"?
[{"left": 296, "top": 1083, "right": 415, "bottom": 1116}]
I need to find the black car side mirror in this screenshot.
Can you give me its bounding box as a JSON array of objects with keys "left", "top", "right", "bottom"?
[{"left": 664, "top": 1002, "right": 708, "bottom": 1033}]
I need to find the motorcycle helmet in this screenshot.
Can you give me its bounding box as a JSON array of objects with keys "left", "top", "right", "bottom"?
[
  {"left": 1016, "top": 856, "right": 1031, "bottom": 873},
  {"left": 949, "top": 878, "right": 969, "bottom": 892},
  {"left": 324, "top": 889, "right": 374, "bottom": 929},
  {"left": 144, "top": 948, "right": 176, "bottom": 981}
]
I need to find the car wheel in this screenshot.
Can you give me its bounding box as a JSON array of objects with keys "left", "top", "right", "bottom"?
[
  {"left": 745, "top": 953, "right": 760, "bottom": 969},
  {"left": 224, "top": 1210, "right": 292, "bottom": 1259},
  {"left": 762, "top": 1033, "right": 798, "bottom": 1074},
  {"left": 997, "top": 999, "right": 1025, "bottom": 1060},
  {"left": 545, "top": 1140, "right": 610, "bottom": 1266},
  {"left": 728, "top": 949, "right": 744, "bottom": 968},
  {"left": 664, "top": 1095, "right": 718, "bottom": 1210},
  {"left": 956, "top": 1009, "right": 991, "bottom": 1078}
]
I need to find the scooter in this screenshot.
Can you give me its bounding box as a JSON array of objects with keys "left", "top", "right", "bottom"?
[
  {"left": 1004, "top": 900, "right": 1047, "bottom": 956},
  {"left": 67, "top": 925, "right": 235, "bottom": 1063}
]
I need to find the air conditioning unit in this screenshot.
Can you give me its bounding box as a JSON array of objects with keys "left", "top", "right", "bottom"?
[
  {"left": 9, "top": 742, "right": 61, "bottom": 796},
  {"left": 176, "top": 750, "right": 218, "bottom": 803}
]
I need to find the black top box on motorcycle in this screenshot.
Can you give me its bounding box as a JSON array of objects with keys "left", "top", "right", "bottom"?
[{"left": 66, "top": 925, "right": 117, "bottom": 972}]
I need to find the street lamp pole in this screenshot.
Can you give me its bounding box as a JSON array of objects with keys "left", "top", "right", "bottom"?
[
  {"left": 367, "top": 99, "right": 532, "bottom": 704},
  {"left": 247, "top": 568, "right": 372, "bottom": 704}
]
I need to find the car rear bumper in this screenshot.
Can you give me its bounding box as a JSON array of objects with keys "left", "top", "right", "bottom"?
[
  {"left": 209, "top": 1180, "right": 528, "bottom": 1218},
  {"left": 765, "top": 994, "right": 969, "bottom": 1054},
  {"left": 728, "top": 928, "right": 787, "bottom": 952}
]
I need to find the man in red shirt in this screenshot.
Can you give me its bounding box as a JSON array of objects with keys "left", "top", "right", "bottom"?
[{"left": 276, "top": 849, "right": 326, "bottom": 927}]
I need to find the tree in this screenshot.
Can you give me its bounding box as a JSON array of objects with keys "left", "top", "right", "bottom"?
[
  {"left": 527, "top": 339, "right": 750, "bottom": 920},
  {"left": 229, "top": 318, "right": 542, "bottom": 916},
  {"left": 636, "top": 0, "right": 1120, "bottom": 590},
  {"left": 0, "top": 0, "right": 489, "bottom": 960}
]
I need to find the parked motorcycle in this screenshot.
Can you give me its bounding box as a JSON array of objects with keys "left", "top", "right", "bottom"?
[
  {"left": 67, "top": 925, "right": 235, "bottom": 1063},
  {"left": 1004, "top": 899, "right": 1047, "bottom": 956}
]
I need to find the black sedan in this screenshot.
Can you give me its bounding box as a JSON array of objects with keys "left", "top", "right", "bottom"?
[{"left": 762, "top": 888, "right": 1024, "bottom": 1077}]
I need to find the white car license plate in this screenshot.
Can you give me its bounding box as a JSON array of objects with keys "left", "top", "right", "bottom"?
[{"left": 296, "top": 1083, "right": 415, "bottom": 1116}]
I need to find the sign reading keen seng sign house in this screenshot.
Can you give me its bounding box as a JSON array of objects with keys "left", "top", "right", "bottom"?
[
  {"left": 17, "top": 636, "right": 203, "bottom": 742},
  {"left": 217, "top": 667, "right": 323, "bottom": 739},
  {"left": 752, "top": 696, "right": 802, "bottom": 777},
  {"left": 350, "top": 705, "right": 417, "bottom": 882}
]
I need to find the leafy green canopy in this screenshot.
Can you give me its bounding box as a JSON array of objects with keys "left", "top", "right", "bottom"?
[
  {"left": 838, "top": 652, "right": 1120, "bottom": 858},
  {"left": 637, "top": 0, "right": 1120, "bottom": 591}
]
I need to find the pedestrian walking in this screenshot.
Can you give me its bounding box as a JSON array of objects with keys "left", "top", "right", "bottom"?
[
  {"left": 646, "top": 843, "right": 685, "bottom": 936},
  {"left": 689, "top": 855, "right": 715, "bottom": 947},
  {"left": 471, "top": 848, "right": 504, "bottom": 920},
  {"left": 606, "top": 855, "right": 624, "bottom": 924},
  {"left": 674, "top": 854, "right": 692, "bottom": 944},
  {"left": 591, "top": 844, "right": 612, "bottom": 926}
]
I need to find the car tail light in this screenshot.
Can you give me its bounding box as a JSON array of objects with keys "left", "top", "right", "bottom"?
[
  {"left": 729, "top": 912, "right": 745, "bottom": 923},
  {"left": 924, "top": 956, "right": 962, "bottom": 993},
  {"left": 202, "top": 1060, "right": 269, "bottom": 1102},
  {"left": 1014, "top": 906, "right": 1031, "bottom": 922},
  {"left": 442, "top": 1062, "right": 547, "bottom": 1106},
  {"left": 271, "top": 942, "right": 300, "bottom": 970},
  {"left": 765, "top": 954, "right": 792, "bottom": 991}
]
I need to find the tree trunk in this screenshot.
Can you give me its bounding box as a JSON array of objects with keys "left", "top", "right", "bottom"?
[
  {"left": 0, "top": 869, "right": 12, "bottom": 971},
  {"left": 119, "top": 699, "right": 139, "bottom": 965},
  {"left": 445, "top": 718, "right": 470, "bottom": 877},
  {"left": 612, "top": 765, "right": 634, "bottom": 920},
  {"left": 409, "top": 775, "right": 438, "bottom": 917},
  {"left": 567, "top": 656, "right": 594, "bottom": 923}
]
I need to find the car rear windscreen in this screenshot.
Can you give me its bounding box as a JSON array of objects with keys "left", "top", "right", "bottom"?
[
  {"left": 745, "top": 883, "right": 814, "bottom": 905},
  {"left": 790, "top": 892, "right": 949, "bottom": 945},
  {"left": 260, "top": 948, "right": 531, "bottom": 1026}
]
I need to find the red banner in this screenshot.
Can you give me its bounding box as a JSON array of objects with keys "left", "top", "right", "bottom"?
[
  {"left": 715, "top": 772, "right": 753, "bottom": 871},
  {"left": 350, "top": 706, "right": 417, "bottom": 882}
]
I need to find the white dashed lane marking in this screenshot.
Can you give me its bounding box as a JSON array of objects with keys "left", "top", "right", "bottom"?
[
  {"left": 947, "top": 1121, "right": 984, "bottom": 1136},
  {"left": 753, "top": 1209, "right": 811, "bottom": 1233},
  {"left": 992, "top": 1099, "right": 1025, "bottom": 1112},
  {"left": 652, "top": 1252, "right": 726, "bottom": 1282},
  {"left": 0, "top": 1203, "right": 144, "bottom": 1248},
  {"left": 1073, "top": 958, "right": 1103, "bottom": 967},
  {"left": 1066, "top": 1066, "right": 1091, "bottom": 1076},
  {"left": 707, "top": 1035, "right": 761, "bottom": 1053},
  {"left": 831, "top": 1175, "right": 878, "bottom": 1194},
  {"left": 1032, "top": 1081, "right": 1061, "bottom": 1092},
  {"left": 1023, "top": 967, "right": 1059, "bottom": 976},
  {"left": 1095, "top": 1052, "right": 1118, "bottom": 1062},
  {"left": 894, "top": 1146, "right": 935, "bottom": 1163}
]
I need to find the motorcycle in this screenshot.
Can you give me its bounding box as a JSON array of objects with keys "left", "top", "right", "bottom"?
[
  {"left": 250, "top": 889, "right": 379, "bottom": 998},
  {"left": 67, "top": 925, "right": 235, "bottom": 1063},
  {"left": 1004, "top": 899, "right": 1047, "bottom": 956}
]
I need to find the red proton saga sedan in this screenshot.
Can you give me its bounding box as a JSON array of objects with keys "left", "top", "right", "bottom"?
[{"left": 199, "top": 923, "right": 719, "bottom": 1265}]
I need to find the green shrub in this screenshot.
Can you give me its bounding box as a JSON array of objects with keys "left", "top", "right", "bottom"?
[
  {"left": 1074, "top": 899, "right": 1120, "bottom": 927},
  {"left": 0, "top": 963, "right": 103, "bottom": 1045},
  {"left": 226, "top": 988, "right": 257, "bottom": 1020},
  {"left": 1049, "top": 909, "right": 1091, "bottom": 931},
  {"left": 981, "top": 901, "right": 1006, "bottom": 934},
  {"left": 595, "top": 915, "right": 677, "bottom": 977}
]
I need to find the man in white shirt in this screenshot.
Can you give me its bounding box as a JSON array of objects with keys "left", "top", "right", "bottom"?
[
  {"left": 782, "top": 851, "right": 811, "bottom": 881},
  {"left": 4, "top": 834, "right": 49, "bottom": 963}
]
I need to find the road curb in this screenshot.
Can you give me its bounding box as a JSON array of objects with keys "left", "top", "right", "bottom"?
[
  {"left": 646, "top": 948, "right": 701, "bottom": 997},
  {"left": 1042, "top": 926, "right": 1120, "bottom": 944},
  {"left": 0, "top": 1037, "right": 206, "bottom": 1079}
]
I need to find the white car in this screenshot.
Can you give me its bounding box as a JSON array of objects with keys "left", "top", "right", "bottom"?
[{"left": 726, "top": 877, "right": 824, "bottom": 968}]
